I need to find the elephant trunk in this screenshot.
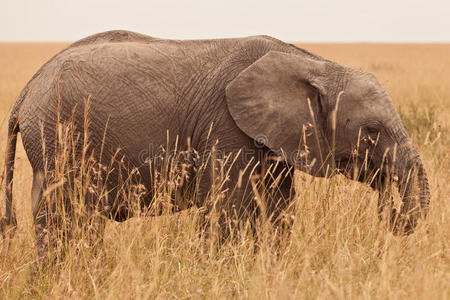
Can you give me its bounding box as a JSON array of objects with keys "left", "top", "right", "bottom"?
[
  {"left": 394, "top": 154, "right": 430, "bottom": 233},
  {"left": 382, "top": 122, "right": 430, "bottom": 233}
]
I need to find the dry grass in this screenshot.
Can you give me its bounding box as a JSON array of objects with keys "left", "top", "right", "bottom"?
[{"left": 0, "top": 42, "right": 449, "bottom": 299}]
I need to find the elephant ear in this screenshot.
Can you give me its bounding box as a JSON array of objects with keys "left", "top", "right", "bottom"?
[{"left": 226, "top": 51, "right": 330, "bottom": 172}]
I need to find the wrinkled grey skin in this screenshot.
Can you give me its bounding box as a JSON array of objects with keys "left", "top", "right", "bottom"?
[{"left": 3, "top": 30, "right": 429, "bottom": 243}]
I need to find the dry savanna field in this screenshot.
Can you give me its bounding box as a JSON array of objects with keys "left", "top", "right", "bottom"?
[{"left": 0, "top": 42, "right": 449, "bottom": 299}]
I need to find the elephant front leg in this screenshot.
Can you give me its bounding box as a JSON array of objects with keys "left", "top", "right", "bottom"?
[
  {"left": 195, "top": 154, "right": 296, "bottom": 244},
  {"left": 260, "top": 161, "right": 295, "bottom": 235},
  {"left": 195, "top": 159, "right": 259, "bottom": 244}
]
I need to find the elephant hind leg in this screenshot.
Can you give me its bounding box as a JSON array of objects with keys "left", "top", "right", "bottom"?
[
  {"left": 31, "top": 170, "right": 53, "bottom": 257},
  {"left": 32, "top": 169, "right": 108, "bottom": 258},
  {"left": 31, "top": 171, "right": 45, "bottom": 221},
  {"left": 32, "top": 169, "right": 73, "bottom": 257}
]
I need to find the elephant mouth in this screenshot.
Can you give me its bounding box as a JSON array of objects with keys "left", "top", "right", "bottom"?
[
  {"left": 335, "top": 157, "right": 375, "bottom": 181},
  {"left": 338, "top": 162, "right": 354, "bottom": 179},
  {"left": 336, "top": 155, "right": 391, "bottom": 184}
]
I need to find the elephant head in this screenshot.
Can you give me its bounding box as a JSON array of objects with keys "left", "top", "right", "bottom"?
[{"left": 226, "top": 51, "right": 430, "bottom": 233}]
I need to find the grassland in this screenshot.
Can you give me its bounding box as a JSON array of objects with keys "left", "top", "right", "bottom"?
[{"left": 0, "top": 42, "right": 449, "bottom": 299}]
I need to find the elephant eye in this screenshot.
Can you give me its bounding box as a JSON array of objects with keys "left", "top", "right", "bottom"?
[
  {"left": 366, "top": 126, "right": 378, "bottom": 134},
  {"left": 365, "top": 123, "right": 381, "bottom": 134}
]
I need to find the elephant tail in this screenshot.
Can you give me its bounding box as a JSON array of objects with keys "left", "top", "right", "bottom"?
[{"left": 2, "top": 98, "right": 22, "bottom": 231}]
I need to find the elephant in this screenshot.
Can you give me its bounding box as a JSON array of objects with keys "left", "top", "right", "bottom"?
[{"left": 2, "top": 30, "right": 430, "bottom": 248}]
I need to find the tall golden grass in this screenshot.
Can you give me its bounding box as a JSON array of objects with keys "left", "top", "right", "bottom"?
[{"left": 0, "top": 42, "right": 448, "bottom": 299}]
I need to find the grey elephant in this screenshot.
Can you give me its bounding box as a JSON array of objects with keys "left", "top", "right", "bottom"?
[{"left": 3, "top": 30, "right": 430, "bottom": 246}]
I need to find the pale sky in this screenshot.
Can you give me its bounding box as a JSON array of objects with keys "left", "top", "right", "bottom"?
[{"left": 1, "top": 0, "right": 449, "bottom": 42}]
